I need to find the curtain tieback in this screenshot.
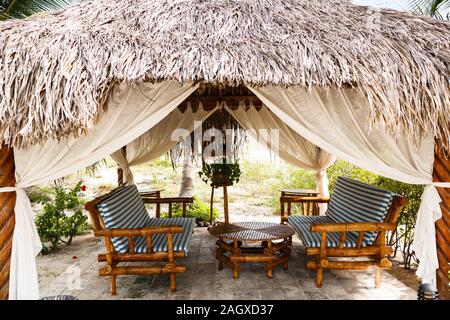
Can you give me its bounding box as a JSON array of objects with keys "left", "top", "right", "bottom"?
[
  {"left": 431, "top": 182, "right": 450, "bottom": 188},
  {"left": 0, "top": 186, "right": 19, "bottom": 192}
]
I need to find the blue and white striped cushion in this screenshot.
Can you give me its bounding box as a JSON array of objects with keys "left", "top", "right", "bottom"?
[
  {"left": 97, "top": 185, "right": 152, "bottom": 253},
  {"left": 288, "top": 215, "right": 334, "bottom": 226},
  {"left": 134, "top": 217, "right": 195, "bottom": 254},
  {"left": 289, "top": 215, "right": 358, "bottom": 248},
  {"left": 326, "top": 177, "right": 395, "bottom": 246}
]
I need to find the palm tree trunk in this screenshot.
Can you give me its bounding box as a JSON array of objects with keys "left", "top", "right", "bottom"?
[{"left": 178, "top": 155, "right": 195, "bottom": 197}]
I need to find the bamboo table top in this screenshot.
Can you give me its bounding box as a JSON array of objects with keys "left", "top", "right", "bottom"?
[
  {"left": 139, "top": 188, "right": 164, "bottom": 193},
  {"left": 209, "top": 222, "right": 294, "bottom": 241},
  {"left": 278, "top": 189, "right": 319, "bottom": 195}
]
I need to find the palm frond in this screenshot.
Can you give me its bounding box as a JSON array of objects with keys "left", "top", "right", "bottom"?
[
  {"left": 0, "top": 0, "right": 73, "bottom": 20},
  {"left": 409, "top": 0, "right": 450, "bottom": 19}
]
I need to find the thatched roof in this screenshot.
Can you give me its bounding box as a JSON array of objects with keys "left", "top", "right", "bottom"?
[{"left": 0, "top": 0, "right": 449, "bottom": 150}]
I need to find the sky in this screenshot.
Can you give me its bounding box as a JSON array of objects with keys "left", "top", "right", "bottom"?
[{"left": 352, "top": 0, "right": 409, "bottom": 10}]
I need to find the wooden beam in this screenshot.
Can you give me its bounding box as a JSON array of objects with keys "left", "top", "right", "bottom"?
[
  {"left": 433, "top": 142, "right": 450, "bottom": 300},
  {"left": 0, "top": 145, "right": 16, "bottom": 300},
  {"left": 178, "top": 95, "right": 263, "bottom": 112}
]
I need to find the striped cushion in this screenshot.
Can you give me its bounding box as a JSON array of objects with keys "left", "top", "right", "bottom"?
[
  {"left": 326, "top": 177, "right": 395, "bottom": 246},
  {"left": 288, "top": 215, "right": 334, "bottom": 225},
  {"left": 134, "top": 217, "right": 195, "bottom": 254},
  {"left": 97, "top": 185, "right": 152, "bottom": 253},
  {"left": 288, "top": 215, "right": 358, "bottom": 248}
]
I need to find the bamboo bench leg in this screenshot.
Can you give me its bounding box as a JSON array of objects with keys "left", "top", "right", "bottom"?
[
  {"left": 375, "top": 268, "right": 381, "bottom": 288},
  {"left": 316, "top": 268, "right": 323, "bottom": 288},
  {"left": 170, "top": 273, "right": 176, "bottom": 292},
  {"left": 167, "top": 233, "right": 177, "bottom": 292},
  {"left": 232, "top": 240, "right": 240, "bottom": 279},
  {"left": 110, "top": 275, "right": 117, "bottom": 295},
  {"left": 232, "top": 263, "right": 240, "bottom": 279},
  {"left": 316, "top": 232, "right": 327, "bottom": 288},
  {"left": 266, "top": 240, "right": 273, "bottom": 278}
]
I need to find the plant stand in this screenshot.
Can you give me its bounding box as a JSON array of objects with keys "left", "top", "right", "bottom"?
[{"left": 210, "top": 183, "right": 230, "bottom": 224}]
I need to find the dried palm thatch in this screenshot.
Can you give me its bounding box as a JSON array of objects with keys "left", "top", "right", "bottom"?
[{"left": 0, "top": 0, "right": 449, "bottom": 150}]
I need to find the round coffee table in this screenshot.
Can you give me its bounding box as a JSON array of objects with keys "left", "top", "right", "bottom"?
[{"left": 209, "top": 221, "right": 295, "bottom": 279}]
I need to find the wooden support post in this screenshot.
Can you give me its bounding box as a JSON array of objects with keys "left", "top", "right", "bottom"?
[
  {"left": 182, "top": 202, "right": 187, "bottom": 218},
  {"left": 168, "top": 203, "right": 172, "bottom": 218},
  {"left": 155, "top": 190, "right": 161, "bottom": 218},
  {"left": 433, "top": 143, "right": 450, "bottom": 300},
  {"left": 210, "top": 186, "right": 215, "bottom": 223},
  {"left": 223, "top": 185, "right": 229, "bottom": 225},
  {"left": 0, "top": 145, "right": 15, "bottom": 300},
  {"left": 280, "top": 197, "right": 285, "bottom": 224}
]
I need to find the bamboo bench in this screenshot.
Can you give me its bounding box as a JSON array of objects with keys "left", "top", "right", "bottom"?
[
  {"left": 85, "top": 184, "right": 195, "bottom": 295},
  {"left": 282, "top": 177, "right": 408, "bottom": 288}
]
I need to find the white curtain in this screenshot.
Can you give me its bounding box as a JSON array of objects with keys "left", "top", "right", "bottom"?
[
  {"left": 111, "top": 107, "right": 214, "bottom": 183},
  {"left": 249, "top": 85, "right": 448, "bottom": 288},
  {"left": 113, "top": 147, "right": 135, "bottom": 184},
  {"left": 3, "top": 80, "right": 197, "bottom": 299},
  {"left": 225, "top": 105, "right": 335, "bottom": 211}
]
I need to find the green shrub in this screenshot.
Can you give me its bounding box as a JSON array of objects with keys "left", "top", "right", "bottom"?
[
  {"left": 374, "top": 176, "right": 424, "bottom": 269},
  {"left": 162, "top": 196, "right": 219, "bottom": 222},
  {"left": 265, "top": 165, "right": 316, "bottom": 215},
  {"left": 152, "top": 158, "right": 172, "bottom": 168},
  {"left": 326, "top": 160, "right": 378, "bottom": 193},
  {"left": 27, "top": 186, "right": 53, "bottom": 204},
  {"left": 241, "top": 160, "right": 273, "bottom": 183},
  {"left": 35, "top": 182, "right": 88, "bottom": 254},
  {"left": 290, "top": 169, "right": 316, "bottom": 190}
]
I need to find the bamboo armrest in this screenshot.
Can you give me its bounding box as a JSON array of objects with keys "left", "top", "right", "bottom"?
[
  {"left": 141, "top": 197, "right": 194, "bottom": 204},
  {"left": 94, "top": 225, "right": 184, "bottom": 237},
  {"left": 280, "top": 196, "right": 330, "bottom": 203},
  {"left": 310, "top": 222, "right": 397, "bottom": 233},
  {"left": 139, "top": 192, "right": 159, "bottom": 198}
]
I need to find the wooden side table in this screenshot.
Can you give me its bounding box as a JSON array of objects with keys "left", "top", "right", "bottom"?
[
  {"left": 139, "top": 189, "right": 164, "bottom": 217},
  {"left": 279, "top": 189, "right": 320, "bottom": 217},
  {"left": 209, "top": 222, "right": 295, "bottom": 279}
]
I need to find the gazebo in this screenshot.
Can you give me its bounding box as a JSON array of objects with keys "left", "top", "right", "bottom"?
[{"left": 0, "top": 0, "right": 448, "bottom": 300}]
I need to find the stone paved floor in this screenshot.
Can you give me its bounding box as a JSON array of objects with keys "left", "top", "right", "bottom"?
[{"left": 38, "top": 227, "right": 416, "bottom": 300}]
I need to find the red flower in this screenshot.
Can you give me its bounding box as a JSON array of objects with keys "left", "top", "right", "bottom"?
[{"left": 80, "top": 185, "right": 87, "bottom": 191}]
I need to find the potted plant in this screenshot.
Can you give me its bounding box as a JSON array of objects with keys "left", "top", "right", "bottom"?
[{"left": 199, "top": 161, "right": 242, "bottom": 187}]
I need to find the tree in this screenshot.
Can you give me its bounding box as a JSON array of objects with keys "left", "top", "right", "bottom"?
[
  {"left": 410, "top": 0, "right": 450, "bottom": 19},
  {"left": 0, "top": 0, "right": 73, "bottom": 20},
  {"left": 178, "top": 154, "right": 195, "bottom": 198}
]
